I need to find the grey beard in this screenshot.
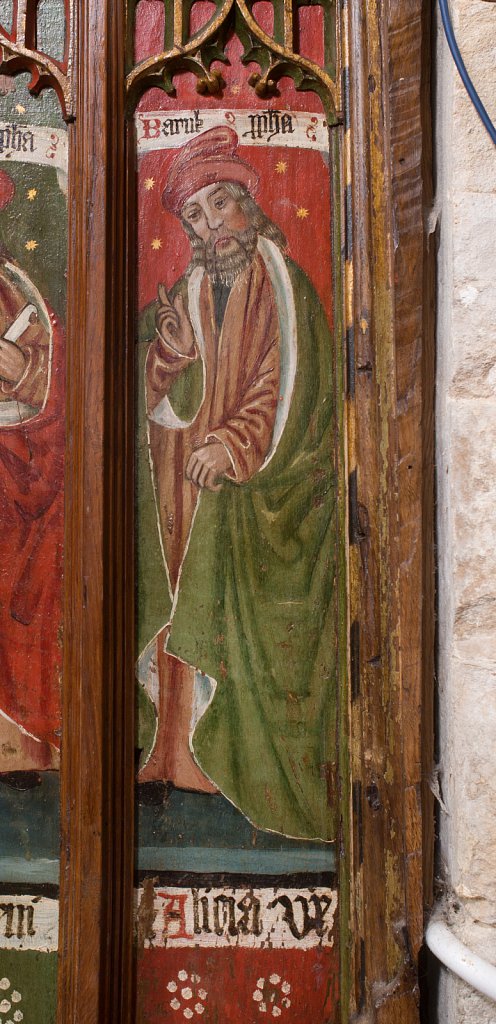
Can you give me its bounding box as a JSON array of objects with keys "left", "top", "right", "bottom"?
[{"left": 191, "top": 226, "right": 258, "bottom": 287}]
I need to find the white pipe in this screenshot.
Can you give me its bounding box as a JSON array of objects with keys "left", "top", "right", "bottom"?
[{"left": 425, "top": 919, "right": 496, "bottom": 1003}]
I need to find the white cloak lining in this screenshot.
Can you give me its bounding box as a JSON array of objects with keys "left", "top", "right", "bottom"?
[
  {"left": 146, "top": 238, "right": 297, "bottom": 465},
  {"left": 147, "top": 266, "right": 206, "bottom": 429}
]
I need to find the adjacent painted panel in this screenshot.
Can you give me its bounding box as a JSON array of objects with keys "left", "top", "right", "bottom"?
[
  {"left": 133, "top": 10, "right": 343, "bottom": 1018},
  {"left": 0, "top": 56, "right": 68, "bottom": 1017}
]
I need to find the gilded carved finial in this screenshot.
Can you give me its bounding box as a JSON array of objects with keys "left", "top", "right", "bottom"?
[
  {"left": 247, "top": 71, "right": 278, "bottom": 98},
  {"left": 196, "top": 68, "right": 225, "bottom": 96}
]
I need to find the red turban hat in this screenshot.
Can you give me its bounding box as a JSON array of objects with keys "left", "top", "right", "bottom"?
[{"left": 162, "top": 126, "right": 259, "bottom": 216}]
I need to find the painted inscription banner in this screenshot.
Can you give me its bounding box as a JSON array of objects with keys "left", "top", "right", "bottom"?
[
  {"left": 136, "top": 109, "right": 330, "bottom": 154},
  {"left": 0, "top": 896, "right": 58, "bottom": 954},
  {"left": 0, "top": 121, "right": 67, "bottom": 171},
  {"left": 137, "top": 885, "right": 338, "bottom": 951}
]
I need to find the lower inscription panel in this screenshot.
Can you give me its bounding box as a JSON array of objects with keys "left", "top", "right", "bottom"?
[
  {"left": 136, "top": 884, "right": 338, "bottom": 950},
  {"left": 136, "top": 881, "right": 339, "bottom": 1021}
]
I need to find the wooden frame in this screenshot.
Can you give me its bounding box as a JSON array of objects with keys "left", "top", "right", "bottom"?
[
  {"left": 57, "top": 3, "right": 136, "bottom": 1021},
  {"left": 0, "top": 0, "right": 434, "bottom": 1020},
  {"left": 344, "top": 0, "right": 434, "bottom": 1018}
]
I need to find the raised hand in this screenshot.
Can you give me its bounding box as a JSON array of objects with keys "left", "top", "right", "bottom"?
[
  {"left": 0, "top": 338, "right": 26, "bottom": 385},
  {"left": 156, "top": 283, "right": 195, "bottom": 356}
]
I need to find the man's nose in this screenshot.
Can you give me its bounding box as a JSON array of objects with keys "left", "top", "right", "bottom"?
[{"left": 205, "top": 207, "right": 223, "bottom": 231}]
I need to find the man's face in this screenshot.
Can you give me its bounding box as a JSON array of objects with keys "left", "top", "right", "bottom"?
[{"left": 182, "top": 183, "right": 249, "bottom": 257}]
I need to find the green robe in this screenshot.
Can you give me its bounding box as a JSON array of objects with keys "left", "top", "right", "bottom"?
[{"left": 136, "top": 253, "right": 338, "bottom": 841}]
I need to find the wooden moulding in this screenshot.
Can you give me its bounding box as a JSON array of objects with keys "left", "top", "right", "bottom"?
[
  {"left": 387, "top": 0, "right": 436, "bottom": 942},
  {"left": 345, "top": 0, "right": 434, "bottom": 1019},
  {"left": 57, "top": 1, "right": 135, "bottom": 1022}
]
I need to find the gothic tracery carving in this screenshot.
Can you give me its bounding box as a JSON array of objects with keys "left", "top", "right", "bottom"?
[
  {"left": 126, "top": 0, "right": 340, "bottom": 123},
  {"left": 0, "top": 0, "right": 73, "bottom": 118}
]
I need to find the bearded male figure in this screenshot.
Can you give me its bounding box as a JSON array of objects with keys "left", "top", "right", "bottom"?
[{"left": 137, "top": 127, "right": 337, "bottom": 841}]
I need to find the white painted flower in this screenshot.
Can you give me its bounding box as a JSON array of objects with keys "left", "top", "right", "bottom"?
[
  {"left": 178, "top": 969, "right": 188, "bottom": 982},
  {"left": 272, "top": 1009, "right": 281, "bottom": 1018},
  {"left": 281, "top": 982, "right": 291, "bottom": 995},
  {"left": 0, "top": 1001, "right": 11, "bottom": 1013},
  {"left": 198, "top": 989, "right": 207, "bottom": 1001},
  {"left": 183, "top": 1011, "right": 193, "bottom": 1021},
  {"left": 269, "top": 974, "right": 281, "bottom": 986},
  {"left": 195, "top": 1005, "right": 205, "bottom": 1016},
  {"left": 253, "top": 990, "right": 263, "bottom": 1002},
  {"left": 170, "top": 998, "right": 181, "bottom": 1011},
  {"left": 167, "top": 982, "right": 178, "bottom": 993},
  {"left": 191, "top": 974, "right": 201, "bottom": 984},
  {"left": 181, "top": 988, "right": 193, "bottom": 1000},
  {"left": 10, "top": 994, "right": 21, "bottom": 1004},
  {"left": 282, "top": 998, "right": 291, "bottom": 1009},
  {"left": 0, "top": 981, "right": 9, "bottom": 991},
  {"left": 259, "top": 1003, "right": 267, "bottom": 1014},
  {"left": 13, "top": 1013, "right": 23, "bottom": 1023},
  {"left": 256, "top": 978, "right": 264, "bottom": 989}
]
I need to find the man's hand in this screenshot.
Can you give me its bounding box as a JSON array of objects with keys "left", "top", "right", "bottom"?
[
  {"left": 156, "top": 283, "right": 195, "bottom": 356},
  {"left": 0, "top": 339, "right": 26, "bottom": 385},
  {"left": 186, "top": 442, "right": 233, "bottom": 492}
]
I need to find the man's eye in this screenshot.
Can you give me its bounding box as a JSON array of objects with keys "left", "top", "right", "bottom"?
[
  {"left": 187, "top": 211, "right": 200, "bottom": 222},
  {"left": 215, "top": 199, "right": 226, "bottom": 209}
]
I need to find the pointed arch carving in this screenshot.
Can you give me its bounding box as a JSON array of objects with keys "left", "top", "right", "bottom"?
[{"left": 0, "top": 0, "right": 73, "bottom": 117}]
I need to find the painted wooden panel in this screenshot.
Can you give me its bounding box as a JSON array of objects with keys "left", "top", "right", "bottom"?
[
  {"left": 132, "top": 3, "right": 345, "bottom": 1019},
  {"left": 0, "top": 2, "right": 70, "bottom": 1016},
  {"left": 0, "top": 4, "right": 430, "bottom": 1021}
]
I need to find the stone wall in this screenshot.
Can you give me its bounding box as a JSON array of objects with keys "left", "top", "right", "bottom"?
[{"left": 436, "top": 1, "right": 496, "bottom": 1020}]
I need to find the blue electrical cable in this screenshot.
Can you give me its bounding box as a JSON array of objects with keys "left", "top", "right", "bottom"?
[{"left": 438, "top": 0, "right": 496, "bottom": 147}]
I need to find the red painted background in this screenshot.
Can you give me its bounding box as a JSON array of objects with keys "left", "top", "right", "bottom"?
[
  {"left": 137, "top": 141, "right": 333, "bottom": 321},
  {"left": 138, "top": 947, "right": 339, "bottom": 1024},
  {"left": 135, "top": 8, "right": 334, "bottom": 320}
]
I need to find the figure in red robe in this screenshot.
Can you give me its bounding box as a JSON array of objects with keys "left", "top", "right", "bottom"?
[{"left": 0, "top": 171, "right": 64, "bottom": 786}]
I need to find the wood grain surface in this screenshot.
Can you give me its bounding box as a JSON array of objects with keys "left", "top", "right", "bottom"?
[
  {"left": 57, "top": 2, "right": 135, "bottom": 1022},
  {"left": 345, "top": 0, "right": 434, "bottom": 1019}
]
